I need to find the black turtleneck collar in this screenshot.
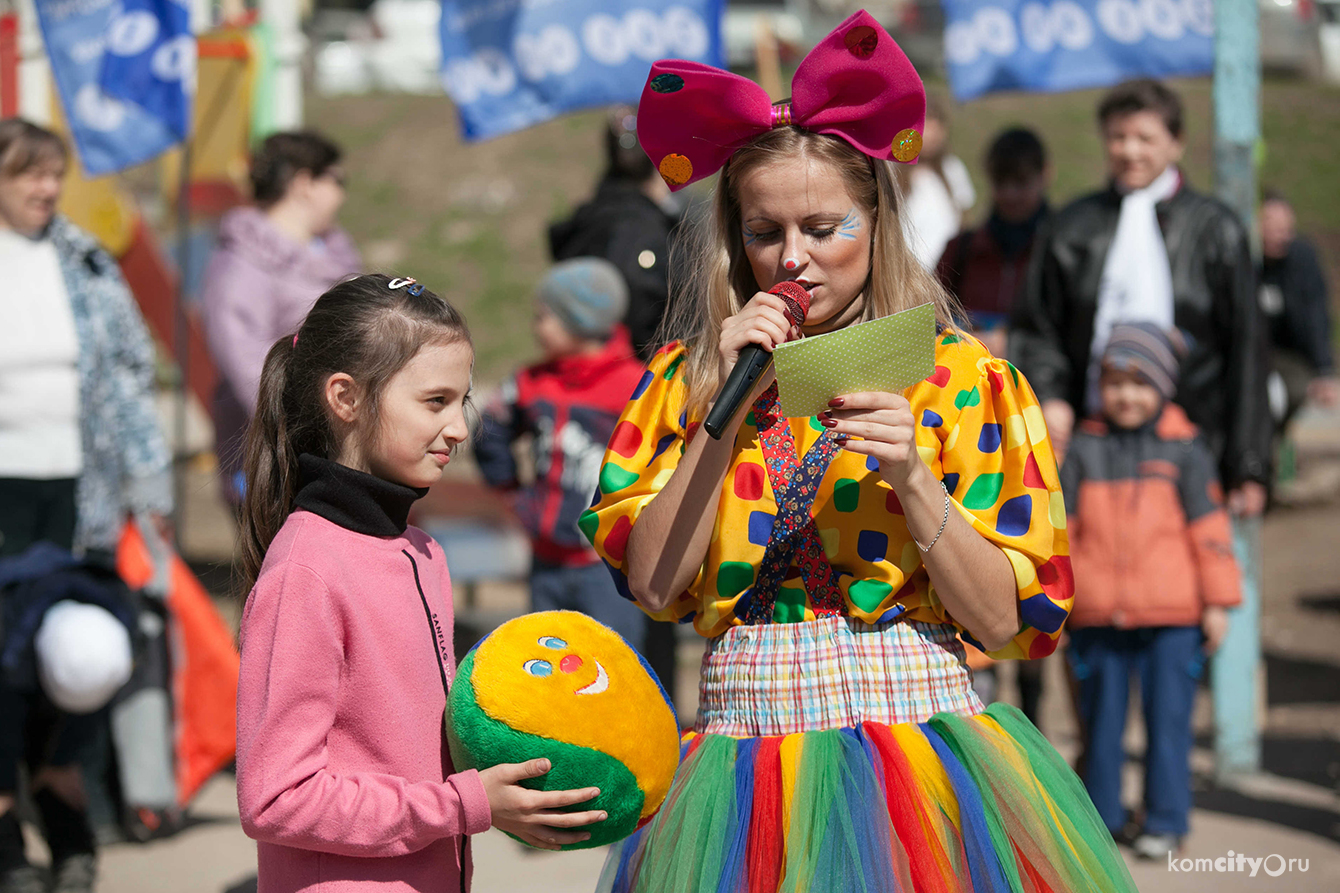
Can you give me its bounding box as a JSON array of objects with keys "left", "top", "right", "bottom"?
[{"left": 294, "top": 454, "right": 427, "bottom": 537}]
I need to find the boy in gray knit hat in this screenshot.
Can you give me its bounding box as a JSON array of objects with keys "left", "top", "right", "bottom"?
[
  {"left": 475, "top": 258, "right": 650, "bottom": 649},
  {"left": 534, "top": 257, "right": 629, "bottom": 343}
]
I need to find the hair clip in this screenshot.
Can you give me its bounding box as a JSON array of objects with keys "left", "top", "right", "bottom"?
[
  {"left": 292, "top": 332, "right": 299, "bottom": 347},
  {"left": 388, "top": 277, "right": 416, "bottom": 290},
  {"left": 407, "top": 283, "right": 425, "bottom": 296}
]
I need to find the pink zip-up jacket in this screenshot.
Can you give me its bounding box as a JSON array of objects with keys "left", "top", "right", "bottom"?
[{"left": 236, "top": 455, "right": 492, "bottom": 892}]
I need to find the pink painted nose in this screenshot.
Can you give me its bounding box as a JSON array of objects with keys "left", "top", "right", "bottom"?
[{"left": 559, "top": 655, "right": 584, "bottom": 674}]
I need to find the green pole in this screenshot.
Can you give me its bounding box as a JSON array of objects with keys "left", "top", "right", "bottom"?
[{"left": 1211, "top": 0, "right": 1263, "bottom": 781}]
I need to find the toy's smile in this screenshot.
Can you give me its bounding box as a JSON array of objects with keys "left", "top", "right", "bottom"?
[{"left": 575, "top": 660, "right": 608, "bottom": 696}]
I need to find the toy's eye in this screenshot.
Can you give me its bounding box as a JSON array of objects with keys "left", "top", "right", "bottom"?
[
  {"left": 523, "top": 659, "right": 552, "bottom": 677},
  {"left": 538, "top": 636, "right": 567, "bottom": 650}
]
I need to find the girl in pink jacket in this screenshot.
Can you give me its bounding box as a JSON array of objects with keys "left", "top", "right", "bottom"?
[{"left": 234, "top": 274, "right": 605, "bottom": 893}]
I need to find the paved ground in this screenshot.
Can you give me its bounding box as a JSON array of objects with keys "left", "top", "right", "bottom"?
[{"left": 60, "top": 407, "right": 1340, "bottom": 891}]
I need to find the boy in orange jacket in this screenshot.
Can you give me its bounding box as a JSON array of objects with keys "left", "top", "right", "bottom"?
[{"left": 1061, "top": 322, "right": 1241, "bottom": 859}]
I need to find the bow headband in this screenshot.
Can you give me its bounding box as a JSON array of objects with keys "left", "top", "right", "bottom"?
[{"left": 637, "top": 10, "right": 926, "bottom": 192}]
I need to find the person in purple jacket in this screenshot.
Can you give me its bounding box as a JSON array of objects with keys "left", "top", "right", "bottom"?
[
  {"left": 201, "top": 131, "right": 362, "bottom": 506},
  {"left": 234, "top": 274, "right": 604, "bottom": 893}
]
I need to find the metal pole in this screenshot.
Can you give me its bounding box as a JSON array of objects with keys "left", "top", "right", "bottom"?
[
  {"left": 258, "top": 0, "right": 303, "bottom": 130},
  {"left": 14, "top": 0, "right": 50, "bottom": 123},
  {"left": 172, "top": 138, "right": 191, "bottom": 543},
  {"left": 1211, "top": 0, "right": 1263, "bottom": 781}
]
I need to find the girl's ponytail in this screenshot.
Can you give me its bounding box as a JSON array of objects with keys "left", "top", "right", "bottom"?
[
  {"left": 239, "top": 336, "right": 301, "bottom": 593},
  {"left": 235, "top": 273, "right": 472, "bottom": 596}
]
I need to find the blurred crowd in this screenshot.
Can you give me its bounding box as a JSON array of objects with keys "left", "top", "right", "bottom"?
[{"left": 0, "top": 71, "right": 1335, "bottom": 890}]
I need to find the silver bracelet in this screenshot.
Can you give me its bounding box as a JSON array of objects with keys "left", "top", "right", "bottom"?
[{"left": 912, "top": 480, "right": 951, "bottom": 553}]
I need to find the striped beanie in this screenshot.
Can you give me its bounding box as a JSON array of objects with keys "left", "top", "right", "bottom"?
[{"left": 1101, "top": 322, "right": 1185, "bottom": 400}]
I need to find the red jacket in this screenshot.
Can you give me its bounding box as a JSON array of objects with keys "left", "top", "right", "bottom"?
[
  {"left": 475, "top": 328, "right": 646, "bottom": 566},
  {"left": 1060, "top": 404, "right": 1241, "bottom": 629}
]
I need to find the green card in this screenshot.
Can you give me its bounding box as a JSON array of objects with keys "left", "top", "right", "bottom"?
[{"left": 772, "top": 302, "right": 937, "bottom": 418}]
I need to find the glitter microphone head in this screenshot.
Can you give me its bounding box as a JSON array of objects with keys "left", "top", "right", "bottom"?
[{"left": 769, "top": 280, "right": 812, "bottom": 329}]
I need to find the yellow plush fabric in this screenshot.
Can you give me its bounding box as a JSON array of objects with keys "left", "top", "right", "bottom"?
[{"left": 470, "top": 611, "right": 679, "bottom": 819}]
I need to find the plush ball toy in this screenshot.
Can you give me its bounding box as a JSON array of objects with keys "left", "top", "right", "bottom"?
[{"left": 446, "top": 611, "right": 680, "bottom": 850}]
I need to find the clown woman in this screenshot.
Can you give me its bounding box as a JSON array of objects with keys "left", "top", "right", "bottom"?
[{"left": 580, "top": 10, "right": 1138, "bottom": 893}]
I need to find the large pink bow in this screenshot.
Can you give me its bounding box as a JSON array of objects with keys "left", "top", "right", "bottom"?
[{"left": 637, "top": 10, "right": 925, "bottom": 192}]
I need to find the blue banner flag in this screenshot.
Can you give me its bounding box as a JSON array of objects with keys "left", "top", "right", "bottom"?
[
  {"left": 941, "top": 0, "right": 1214, "bottom": 102},
  {"left": 98, "top": 0, "right": 194, "bottom": 140},
  {"left": 33, "top": 0, "right": 187, "bottom": 175},
  {"left": 439, "top": 0, "right": 725, "bottom": 141}
]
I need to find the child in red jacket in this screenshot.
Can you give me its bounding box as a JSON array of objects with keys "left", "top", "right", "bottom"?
[
  {"left": 475, "top": 258, "right": 648, "bottom": 647},
  {"left": 1061, "top": 322, "right": 1241, "bottom": 860}
]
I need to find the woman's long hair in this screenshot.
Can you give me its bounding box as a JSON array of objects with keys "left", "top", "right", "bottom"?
[
  {"left": 658, "top": 127, "right": 962, "bottom": 419},
  {"left": 238, "top": 273, "right": 471, "bottom": 593}
]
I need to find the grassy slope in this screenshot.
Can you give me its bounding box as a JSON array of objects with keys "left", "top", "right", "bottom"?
[{"left": 308, "top": 76, "right": 1340, "bottom": 388}]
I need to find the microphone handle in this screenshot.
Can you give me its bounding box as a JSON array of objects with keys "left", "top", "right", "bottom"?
[{"left": 703, "top": 344, "right": 773, "bottom": 440}]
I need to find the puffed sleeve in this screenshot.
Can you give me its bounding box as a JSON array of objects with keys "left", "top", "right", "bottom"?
[
  {"left": 577, "top": 344, "right": 700, "bottom": 623},
  {"left": 914, "top": 334, "right": 1073, "bottom": 660}
]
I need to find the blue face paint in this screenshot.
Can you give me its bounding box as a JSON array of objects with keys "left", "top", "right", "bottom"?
[
  {"left": 838, "top": 208, "right": 861, "bottom": 241},
  {"left": 742, "top": 223, "right": 758, "bottom": 247}
]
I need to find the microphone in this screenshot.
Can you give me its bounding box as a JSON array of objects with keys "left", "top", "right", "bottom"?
[{"left": 703, "top": 280, "right": 811, "bottom": 440}]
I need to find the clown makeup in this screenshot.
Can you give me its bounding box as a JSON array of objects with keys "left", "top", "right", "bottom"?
[
  {"left": 742, "top": 222, "right": 758, "bottom": 247},
  {"left": 837, "top": 208, "right": 861, "bottom": 240},
  {"left": 737, "top": 154, "right": 872, "bottom": 332}
]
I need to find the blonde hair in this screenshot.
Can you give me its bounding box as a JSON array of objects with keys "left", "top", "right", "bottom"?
[{"left": 659, "top": 127, "right": 962, "bottom": 419}]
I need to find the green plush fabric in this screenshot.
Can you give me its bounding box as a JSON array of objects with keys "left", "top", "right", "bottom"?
[{"left": 448, "top": 651, "right": 646, "bottom": 850}]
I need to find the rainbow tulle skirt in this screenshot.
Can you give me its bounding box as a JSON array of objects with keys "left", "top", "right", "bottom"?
[{"left": 597, "top": 618, "right": 1137, "bottom": 893}]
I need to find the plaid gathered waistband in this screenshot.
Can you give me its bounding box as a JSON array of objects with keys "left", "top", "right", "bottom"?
[{"left": 696, "top": 616, "right": 983, "bottom": 736}]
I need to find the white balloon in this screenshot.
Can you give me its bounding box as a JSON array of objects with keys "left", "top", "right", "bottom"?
[{"left": 35, "top": 601, "right": 133, "bottom": 715}]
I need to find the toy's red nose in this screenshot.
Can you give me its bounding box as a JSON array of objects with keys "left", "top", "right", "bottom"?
[{"left": 559, "top": 654, "right": 584, "bottom": 674}]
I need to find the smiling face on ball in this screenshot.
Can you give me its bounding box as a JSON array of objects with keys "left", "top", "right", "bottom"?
[
  {"left": 472, "top": 613, "right": 648, "bottom": 720},
  {"left": 518, "top": 633, "right": 611, "bottom": 697},
  {"left": 470, "top": 612, "right": 680, "bottom": 818}
]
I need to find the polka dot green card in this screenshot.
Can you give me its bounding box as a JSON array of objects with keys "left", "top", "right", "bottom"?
[{"left": 772, "top": 301, "right": 936, "bottom": 418}]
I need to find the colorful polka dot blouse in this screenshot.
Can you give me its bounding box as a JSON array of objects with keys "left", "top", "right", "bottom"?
[{"left": 579, "top": 331, "right": 1073, "bottom": 660}]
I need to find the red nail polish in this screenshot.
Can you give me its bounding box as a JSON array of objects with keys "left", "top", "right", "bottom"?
[
  {"left": 834, "top": 434, "right": 849, "bottom": 445},
  {"left": 820, "top": 418, "right": 838, "bottom": 428},
  {"left": 828, "top": 397, "right": 845, "bottom": 408}
]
